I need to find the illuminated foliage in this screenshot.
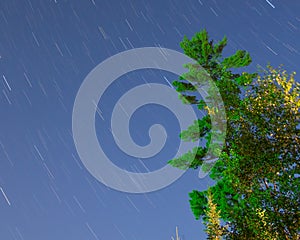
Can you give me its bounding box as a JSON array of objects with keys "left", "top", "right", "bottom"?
[
  {"left": 169, "top": 30, "right": 300, "bottom": 239},
  {"left": 204, "top": 190, "right": 226, "bottom": 240}
]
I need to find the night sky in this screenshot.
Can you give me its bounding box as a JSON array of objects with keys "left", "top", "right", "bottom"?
[{"left": 1, "top": 1, "right": 300, "bottom": 239}]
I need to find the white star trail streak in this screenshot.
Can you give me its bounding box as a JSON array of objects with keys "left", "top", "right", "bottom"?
[
  {"left": 2, "top": 75, "right": 11, "bottom": 91},
  {"left": 266, "top": 0, "right": 275, "bottom": 8},
  {"left": 0, "top": 187, "right": 11, "bottom": 206}
]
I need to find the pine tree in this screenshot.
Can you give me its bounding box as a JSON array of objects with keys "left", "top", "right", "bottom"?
[{"left": 169, "top": 29, "right": 256, "bottom": 173}]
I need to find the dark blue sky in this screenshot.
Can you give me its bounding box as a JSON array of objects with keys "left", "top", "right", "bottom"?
[{"left": 0, "top": 1, "right": 299, "bottom": 239}]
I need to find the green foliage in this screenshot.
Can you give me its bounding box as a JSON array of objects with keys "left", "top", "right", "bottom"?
[
  {"left": 179, "top": 116, "right": 211, "bottom": 142},
  {"left": 234, "top": 72, "right": 257, "bottom": 86},
  {"left": 189, "top": 190, "right": 207, "bottom": 220},
  {"left": 221, "top": 50, "right": 251, "bottom": 69},
  {"left": 169, "top": 29, "right": 255, "bottom": 177},
  {"left": 180, "top": 29, "right": 222, "bottom": 67},
  {"left": 173, "top": 81, "right": 197, "bottom": 92},
  {"left": 168, "top": 146, "right": 206, "bottom": 170},
  {"left": 169, "top": 29, "right": 300, "bottom": 239}
]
